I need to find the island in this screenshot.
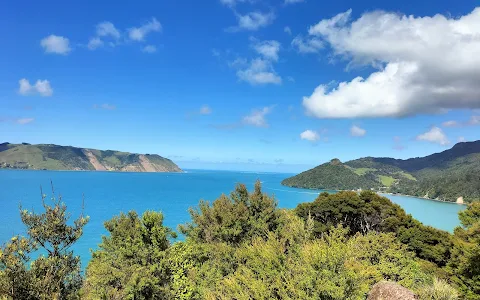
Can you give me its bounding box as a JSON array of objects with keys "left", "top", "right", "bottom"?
[
  {"left": 282, "top": 140, "right": 480, "bottom": 203},
  {"left": 0, "top": 142, "right": 182, "bottom": 172}
]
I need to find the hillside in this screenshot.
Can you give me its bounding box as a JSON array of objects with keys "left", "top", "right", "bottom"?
[
  {"left": 282, "top": 140, "right": 480, "bottom": 203},
  {"left": 0, "top": 143, "right": 182, "bottom": 172}
]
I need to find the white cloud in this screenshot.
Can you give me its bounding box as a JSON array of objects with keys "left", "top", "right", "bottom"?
[
  {"left": 302, "top": 8, "right": 480, "bottom": 118},
  {"left": 243, "top": 106, "right": 273, "bottom": 127},
  {"left": 300, "top": 129, "right": 319, "bottom": 141},
  {"left": 416, "top": 127, "right": 449, "bottom": 146},
  {"left": 18, "top": 79, "right": 53, "bottom": 97},
  {"left": 442, "top": 120, "right": 459, "bottom": 127},
  {"left": 40, "top": 35, "right": 71, "bottom": 55},
  {"left": 292, "top": 35, "right": 323, "bottom": 53},
  {"left": 469, "top": 115, "right": 480, "bottom": 125},
  {"left": 199, "top": 105, "right": 212, "bottom": 115},
  {"left": 87, "top": 37, "right": 104, "bottom": 50},
  {"left": 350, "top": 125, "right": 366, "bottom": 137},
  {"left": 284, "top": 26, "right": 292, "bottom": 35},
  {"left": 96, "top": 21, "right": 121, "bottom": 39},
  {"left": 229, "top": 11, "right": 275, "bottom": 31},
  {"left": 458, "top": 136, "right": 466, "bottom": 142},
  {"left": 236, "top": 58, "right": 281, "bottom": 85},
  {"left": 285, "top": 0, "right": 304, "bottom": 4},
  {"left": 220, "top": 0, "right": 256, "bottom": 6},
  {"left": 16, "top": 118, "right": 34, "bottom": 125},
  {"left": 252, "top": 40, "right": 280, "bottom": 61},
  {"left": 142, "top": 45, "right": 157, "bottom": 53},
  {"left": 128, "top": 18, "right": 162, "bottom": 41}
]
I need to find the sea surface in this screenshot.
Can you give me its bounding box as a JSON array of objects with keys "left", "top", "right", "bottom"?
[{"left": 0, "top": 169, "right": 465, "bottom": 268}]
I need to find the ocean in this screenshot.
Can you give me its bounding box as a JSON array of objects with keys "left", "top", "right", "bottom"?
[{"left": 0, "top": 169, "right": 465, "bottom": 268}]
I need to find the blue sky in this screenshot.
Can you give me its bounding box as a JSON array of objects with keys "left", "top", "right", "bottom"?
[{"left": 1, "top": 0, "right": 480, "bottom": 172}]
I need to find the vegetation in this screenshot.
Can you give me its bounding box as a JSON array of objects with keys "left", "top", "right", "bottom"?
[
  {"left": 0, "top": 186, "right": 89, "bottom": 299},
  {"left": 283, "top": 140, "right": 480, "bottom": 203},
  {"left": 0, "top": 142, "right": 181, "bottom": 172},
  {"left": 3, "top": 182, "right": 479, "bottom": 299},
  {"left": 281, "top": 158, "right": 380, "bottom": 190}
]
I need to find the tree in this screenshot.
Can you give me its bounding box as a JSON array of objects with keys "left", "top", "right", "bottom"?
[
  {"left": 179, "top": 181, "right": 280, "bottom": 245},
  {"left": 295, "top": 191, "right": 452, "bottom": 266},
  {"left": 448, "top": 202, "right": 480, "bottom": 299},
  {"left": 20, "top": 186, "right": 89, "bottom": 300},
  {"left": 83, "top": 211, "right": 176, "bottom": 300},
  {"left": 0, "top": 185, "right": 88, "bottom": 300},
  {"left": 0, "top": 236, "right": 37, "bottom": 299}
]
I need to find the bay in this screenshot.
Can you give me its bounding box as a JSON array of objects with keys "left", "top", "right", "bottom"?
[{"left": 0, "top": 169, "right": 464, "bottom": 268}]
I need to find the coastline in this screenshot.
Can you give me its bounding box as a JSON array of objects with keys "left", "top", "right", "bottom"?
[{"left": 282, "top": 184, "right": 467, "bottom": 206}]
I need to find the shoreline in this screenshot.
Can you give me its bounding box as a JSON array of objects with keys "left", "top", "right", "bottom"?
[{"left": 282, "top": 184, "right": 467, "bottom": 206}]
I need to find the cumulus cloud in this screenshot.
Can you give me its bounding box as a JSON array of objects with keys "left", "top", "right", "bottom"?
[
  {"left": 458, "top": 136, "right": 467, "bottom": 142},
  {"left": 300, "top": 129, "right": 320, "bottom": 141},
  {"left": 416, "top": 127, "right": 449, "bottom": 146},
  {"left": 16, "top": 118, "right": 34, "bottom": 125},
  {"left": 87, "top": 37, "right": 104, "bottom": 50},
  {"left": 228, "top": 11, "right": 275, "bottom": 31},
  {"left": 230, "top": 39, "right": 282, "bottom": 85},
  {"left": 18, "top": 79, "right": 53, "bottom": 97},
  {"left": 302, "top": 8, "right": 480, "bottom": 118},
  {"left": 128, "top": 18, "right": 162, "bottom": 41},
  {"left": 292, "top": 35, "right": 323, "bottom": 53},
  {"left": 243, "top": 106, "right": 274, "bottom": 127},
  {"left": 441, "top": 116, "right": 480, "bottom": 127},
  {"left": 40, "top": 35, "right": 71, "bottom": 54},
  {"left": 236, "top": 58, "right": 282, "bottom": 85},
  {"left": 252, "top": 40, "right": 280, "bottom": 61},
  {"left": 284, "top": 26, "right": 292, "bottom": 35},
  {"left": 350, "top": 125, "right": 366, "bottom": 137},
  {"left": 96, "top": 21, "right": 121, "bottom": 39},
  {"left": 93, "top": 103, "right": 116, "bottom": 110}
]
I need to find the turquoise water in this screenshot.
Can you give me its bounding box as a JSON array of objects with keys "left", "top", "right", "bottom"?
[{"left": 0, "top": 169, "right": 465, "bottom": 268}]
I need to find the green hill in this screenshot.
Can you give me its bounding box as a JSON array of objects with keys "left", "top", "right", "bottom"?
[
  {"left": 282, "top": 141, "right": 480, "bottom": 203},
  {"left": 0, "top": 142, "right": 182, "bottom": 172},
  {"left": 281, "top": 158, "right": 381, "bottom": 190}
]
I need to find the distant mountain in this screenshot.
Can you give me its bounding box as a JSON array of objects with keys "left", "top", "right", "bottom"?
[
  {"left": 0, "top": 143, "right": 182, "bottom": 173},
  {"left": 282, "top": 141, "right": 480, "bottom": 203}
]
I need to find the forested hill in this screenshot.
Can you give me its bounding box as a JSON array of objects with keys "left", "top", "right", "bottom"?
[
  {"left": 0, "top": 142, "right": 182, "bottom": 172},
  {"left": 282, "top": 140, "right": 480, "bottom": 203}
]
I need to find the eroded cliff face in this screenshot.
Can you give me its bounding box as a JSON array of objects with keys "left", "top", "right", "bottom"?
[
  {"left": 0, "top": 142, "right": 182, "bottom": 172},
  {"left": 83, "top": 150, "right": 182, "bottom": 172}
]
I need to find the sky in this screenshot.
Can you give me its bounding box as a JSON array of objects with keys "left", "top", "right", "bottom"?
[{"left": 1, "top": 0, "right": 480, "bottom": 172}]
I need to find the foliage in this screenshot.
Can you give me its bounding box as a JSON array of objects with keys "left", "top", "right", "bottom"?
[
  {"left": 83, "top": 211, "right": 176, "bottom": 300},
  {"left": 179, "top": 181, "right": 281, "bottom": 245},
  {"left": 283, "top": 140, "right": 480, "bottom": 202},
  {"left": 0, "top": 186, "right": 88, "bottom": 300},
  {"left": 295, "top": 191, "right": 452, "bottom": 266},
  {"left": 417, "top": 278, "right": 459, "bottom": 300},
  {"left": 5, "top": 181, "right": 480, "bottom": 299},
  {"left": 0, "top": 236, "right": 37, "bottom": 299},
  {"left": 447, "top": 202, "right": 480, "bottom": 299},
  {"left": 282, "top": 159, "right": 380, "bottom": 190}
]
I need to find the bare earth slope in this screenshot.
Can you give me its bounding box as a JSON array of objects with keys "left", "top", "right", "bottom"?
[{"left": 0, "top": 142, "right": 182, "bottom": 173}]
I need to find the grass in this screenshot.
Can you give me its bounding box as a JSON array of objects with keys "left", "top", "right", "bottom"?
[
  {"left": 353, "top": 168, "right": 377, "bottom": 175},
  {"left": 379, "top": 175, "right": 396, "bottom": 187},
  {"left": 398, "top": 171, "right": 417, "bottom": 181}
]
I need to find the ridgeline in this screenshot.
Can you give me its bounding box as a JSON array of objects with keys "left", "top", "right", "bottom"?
[
  {"left": 282, "top": 140, "right": 480, "bottom": 203},
  {"left": 0, "top": 142, "right": 182, "bottom": 172}
]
